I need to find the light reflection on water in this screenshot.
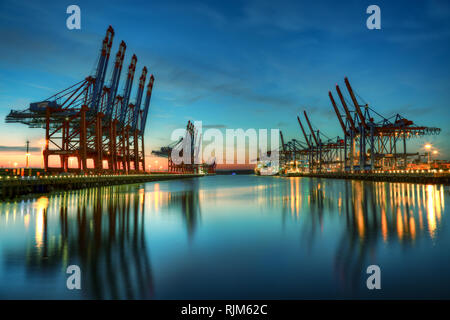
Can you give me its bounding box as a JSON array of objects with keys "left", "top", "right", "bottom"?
[{"left": 0, "top": 176, "right": 448, "bottom": 299}]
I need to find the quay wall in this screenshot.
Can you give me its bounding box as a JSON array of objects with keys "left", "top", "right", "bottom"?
[
  {"left": 282, "top": 172, "right": 450, "bottom": 185},
  {"left": 0, "top": 173, "right": 204, "bottom": 199}
]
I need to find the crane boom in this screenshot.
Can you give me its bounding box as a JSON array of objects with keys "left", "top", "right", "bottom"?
[
  {"left": 336, "top": 85, "right": 357, "bottom": 132},
  {"left": 105, "top": 41, "right": 126, "bottom": 119},
  {"left": 329, "top": 91, "right": 348, "bottom": 136},
  {"left": 194, "top": 127, "right": 202, "bottom": 164},
  {"left": 140, "top": 74, "right": 154, "bottom": 134},
  {"left": 279, "top": 131, "right": 286, "bottom": 152},
  {"left": 189, "top": 122, "right": 195, "bottom": 157},
  {"left": 345, "top": 77, "right": 368, "bottom": 129},
  {"left": 119, "top": 54, "right": 137, "bottom": 126},
  {"left": 131, "top": 66, "right": 147, "bottom": 131},
  {"left": 304, "top": 111, "right": 318, "bottom": 146},
  {"left": 91, "top": 25, "right": 114, "bottom": 113},
  {"left": 297, "top": 115, "right": 311, "bottom": 148}
]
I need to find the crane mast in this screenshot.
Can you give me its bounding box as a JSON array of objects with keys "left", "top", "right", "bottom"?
[
  {"left": 336, "top": 85, "right": 357, "bottom": 132},
  {"left": 304, "top": 111, "right": 319, "bottom": 146},
  {"left": 105, "top": 41, "right": 126, "bottom": 119},
  {"left": 91, "top": 26, "right": 114, "bottom": 114},
  {"left": 329, "top": 91, "right": 348, "bottom": 136},
  {"left": 345, "top": 77, "right": 368, "bottom": 129},
  {"left": 119, "top": 54, "right": 137, "bottom": 126},
  {"left": 279, "top": 131, "right": 286, "bottom": 152},
  {"left": 140, "top": 74, "right": 155, "bottom": 135},
  {"left": 297, "top": 115, "right": 311, "bottom": 148},
  {"left": 131, "top": 67, "right": 148, "bottom": 131}
]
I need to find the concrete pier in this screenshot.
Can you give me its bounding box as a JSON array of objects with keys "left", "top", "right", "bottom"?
[
  {"left": 0, "top": 173, "right": 205, "bottom": 199},
  {"left": 282, "top": 172, "right": 450, "bottom": 185}
]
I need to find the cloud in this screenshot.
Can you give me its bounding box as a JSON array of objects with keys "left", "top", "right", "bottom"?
[
  {"left": 191, "top": 3, "right": 228, "bottom": 27},
  {"left": 427, "top": 0, "right": 450, "bottom": 20},
  {"left": 202, "top": 124, "right": 227, "bottom": 129},
  {"left": 0, "top": 145, "right": 40, "bottom": 152},
  {"left": 241, "top": 0, "right": 362, "bottom": 35},
  {"left": 386, "top": 30, "right": 450, "bottom": 44},
  {"left": 137, "top": 45, "right": 304, "bottom": 112},
  {"left": 25, "top": 83, "right": 55, "bottom": 92}
]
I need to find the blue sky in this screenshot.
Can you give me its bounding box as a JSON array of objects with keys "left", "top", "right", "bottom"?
[{"left": 0, "top": 0, "right": 449, "bottom": 163}]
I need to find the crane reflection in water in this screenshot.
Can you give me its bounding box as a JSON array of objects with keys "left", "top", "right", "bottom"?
[
  {"left": 0, "top": 179, "right": 201, "bottom": 299},
  {"left": 279, "top": 178, "right": 445, "bottom": 294},
  {"left": 0, "top": 176, "right": 447, "bottom": 299}
]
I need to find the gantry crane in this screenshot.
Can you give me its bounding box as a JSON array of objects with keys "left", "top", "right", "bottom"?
[
  {"left": 152, "top": 121, "right": 216, "bottom": 174},
  {"left": 5, "top": 26, "right": 156, "bottom": 174},
  {"left": 328, "top": 77, "right": 440, "bottom": 171}
]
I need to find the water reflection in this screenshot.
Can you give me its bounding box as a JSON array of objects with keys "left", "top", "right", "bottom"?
[
  {"left": 0, "top": 177, "right": 448, "bottom": 299},
  {"left": 0, "top": 181, "right": 202, "bottom": 299},
  {"left": 278, "top": 178, "right": 445, "bottom": 243},
  {"left": 279, "top": 179, "right": 446, "bottom": 293},
  {"left": 148, "top": 180, "right": 201, "bottom": 238}
]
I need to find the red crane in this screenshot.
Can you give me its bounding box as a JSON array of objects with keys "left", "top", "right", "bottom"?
[
  {"left": 297, "top": 115, "right": 311, "bottom": 149},
  {"left": 345, "top": 77, "right": 368, "bottom": 130},
  {"left": 304, "top": 111, "right": 319, "bottom": 146},
  {"left": 329, "top": 91, "right": 347, "bottom": 136},
  {"left": 336, "top": 85, "right": 357, "bottom": 133}
]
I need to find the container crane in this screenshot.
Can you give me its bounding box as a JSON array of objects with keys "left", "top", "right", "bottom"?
[
  {"left": 129, "top": 67, "right": 148, "bottom": 171},
  {"left": 140, "top": 75, "right": 155, "bottom": 135},
  {"left": 91, "top": 26, "right": 114, "bottom": 114},
  {"left": 5, "top": 26, "right": 156, "bottom": 174},
  {"left": 105, "top": 41, "right": 126, "bottom": 120},
  {"left": 119, "top": 54, "right": 137, "bottom": 127}
]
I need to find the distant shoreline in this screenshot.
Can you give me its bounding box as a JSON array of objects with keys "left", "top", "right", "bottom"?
[{"left": 215, "top": 170, "right": 255, "bottom": 175}]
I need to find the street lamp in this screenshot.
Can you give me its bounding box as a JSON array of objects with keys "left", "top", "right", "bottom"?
[
  {"left": 432, "top": 150, "right": 438, "bottom": 166},
  {"left": 25, "top": 153, "right": 31, "bottom": 168},
  {"left": 424, "top": 144, "right": 432, "bottom": 166},
  {"left": 25, "top": 140, "right": 30, "bottom": 169}
]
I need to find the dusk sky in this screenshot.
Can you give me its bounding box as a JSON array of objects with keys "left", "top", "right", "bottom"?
[{"left": 1, "top": 0, "right": 449, "bottom": 168}]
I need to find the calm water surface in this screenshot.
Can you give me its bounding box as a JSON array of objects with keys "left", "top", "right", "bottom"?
[{"left": 0, "top": 175, "right": 449, "bottom": 299}]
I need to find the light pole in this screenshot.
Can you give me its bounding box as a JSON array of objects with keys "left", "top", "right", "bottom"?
[
  {"left": 25, "top": 140, "right": 30, "bottom": 169},
  {"left": 424, "top": 144, "right": 432, "bottom": 168},
  {"left": 432, "top": 150, "right": 438, "bottom": 166}
]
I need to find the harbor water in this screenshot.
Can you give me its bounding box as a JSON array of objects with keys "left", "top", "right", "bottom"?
[{"left": 0, "top": 175, "right": 449, "bottom": 299}]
